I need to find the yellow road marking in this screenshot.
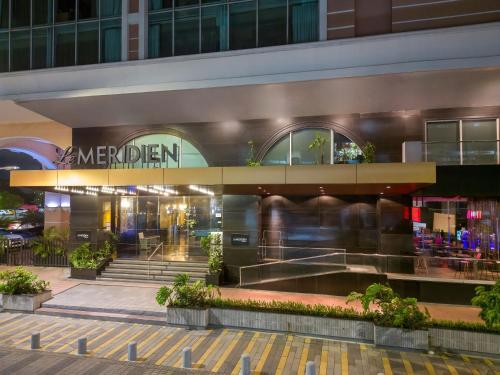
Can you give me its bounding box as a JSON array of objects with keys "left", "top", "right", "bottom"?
[
  {"left": 470, "top": 370, "right": 480, "bottom": 375},
  {"left": 424, "top": 359, "right": 437, "bottom": 375},
  {"left": 382, "top": 357, "right": 393, "bottom": 375},
  {"left": 141, "top": 331, "right": 177, "bottom": 359},
  {"left": 194, "top": 329, "right": 228, "bottom": 368},
  {"left": 173, "top": 332, "right": 209, "bottom": 367},
  {"left": 54, "top": 325, "right": 117, "bottom": 353},
  {"left": 319, "top": 348, "right": 328, "bottom": 375},
  {"left": 118, "top": 330, "right": 160, "bottom": 361},
  {"left": 154, "top": 332, "right": 192, "bottom": 366},
  {"left": 11, "top": 322, "right": 61, "bottom": 346},
  {"left": 400, "top": 353, "right": 414, "bottom": 375},
  {"left": 461, "top": 355, "right": 470, "bottom": 363},
  {"left": 0, "top": 318, "right": 40, "bottom": 338},
  {"left": 0, "top": 316, "right": 31, "bottom": 331},
  {"left": 484, "top": 358, "right": 494, "bottom": 366},
  {"left": 445, "top": 361, "right": 458, "bottom": 375},
  {"left": 87, "top": 325, "right": 135, "bottom": 354},
  {"left": 212, "top": 331, "right": 244, "bottom": 372},
  {"left": 360, "top": 344, "right": 367, "bottom": 351},
  {"left": 297, "top": 338, "right": 311, "bottom": 375},
  {"left": 254, "top": 333, "right": 277, "bottom": 374},
  {"left": 274, "top": 335, "right": 293, "bottom": 375},
  {"left": 101, "top": 328, "right": 147, "bottom": 358},
  {"left": 231, "top": 332, "right": 260, "bottom": 375},
  {"left": 341, "top": 351, "right": 349, "bottom": 375},
  {"left": 42, "top": 325, "right": 101, "bottom": 351}
]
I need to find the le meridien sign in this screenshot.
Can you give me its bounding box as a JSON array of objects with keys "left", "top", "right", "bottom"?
[{"left": 55, "top": 144, "right": 179, "bottom": 167}]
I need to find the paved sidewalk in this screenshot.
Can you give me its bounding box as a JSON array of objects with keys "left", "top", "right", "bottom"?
[
  {"left": 0, "top": 266, "right": 484, "bottom": 323},
  {"left": 0, "top": 346, "right": 217, "bottom": 375},
  {"left": 0, "top": 313, "right": 498, "bottom": 375}
]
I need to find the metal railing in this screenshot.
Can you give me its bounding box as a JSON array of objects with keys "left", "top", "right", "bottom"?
[
  {"left": 423, "top": 140, "right": 500, "bottom": 165},
  {"left": 147, "top": 242, "right": 164, "bottom": 279},
  {"left": 0, "top": 239, "right": 69, "bottom": 267},
  {"left": 240, "top": 247, "right": 347, "bottom": 286}
]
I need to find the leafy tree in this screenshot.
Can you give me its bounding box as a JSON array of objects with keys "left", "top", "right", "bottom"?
[
  {"left": 0, "top": 191, "right": 23, "bottom": 209},
  {"left": 471, "top": 281, "right": 500, "bottom": 329},
  {"left": 20, "top": 210, "right": 44, "bottom": 228}
]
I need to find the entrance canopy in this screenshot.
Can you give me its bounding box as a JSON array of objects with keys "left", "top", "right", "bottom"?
[{"left": 10, "top": 163, "right": 435, "bottom": 196}]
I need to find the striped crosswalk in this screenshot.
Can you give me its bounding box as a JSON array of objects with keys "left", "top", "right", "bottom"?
[{"left": 0, "top": 312, "right": 498, "bottom": 375}]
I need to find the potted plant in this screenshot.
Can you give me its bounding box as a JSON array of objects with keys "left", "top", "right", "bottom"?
[
  {"left": 69, "top": 241, "right": 112, "bottom": 280},
  {"left": 361, "top": 142, "right": 376, "bottom": 163},
  {"left": 156, "top": 273, "right": 219, "bottom": 329},
  {"left": 201, "top": 232, "right": 223, "bottom": 285},
  {"left": 246, "top": 140, "right": 261, "bottom": 166},
  {"left": 347, "top": 283, "right": 430, "bottom": 350},
  {"left": 308, "top": 133, "right": 328, "bottom": 164},
  {"left": 0, "top": 267, "right": 51, "bottom": 312}
]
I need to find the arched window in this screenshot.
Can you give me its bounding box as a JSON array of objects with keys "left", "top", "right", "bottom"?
[
  {"left": 113, "top": 133, "right": 208, "bottom": 169},
  {"left": 262, "top": 128, "right": 362, "bottom": 165}
]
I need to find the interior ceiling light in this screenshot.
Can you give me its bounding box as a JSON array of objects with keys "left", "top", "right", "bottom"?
[{"left": 189, "top": 185, "right": 214, "bottom": 196}]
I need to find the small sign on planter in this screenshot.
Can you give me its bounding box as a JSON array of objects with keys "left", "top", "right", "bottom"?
[
  {"left": 75, "top": 231, "right": 91, "bottom": 241},
  {"left": 231, "top": 233, "right": 249, "bottom": 246}
]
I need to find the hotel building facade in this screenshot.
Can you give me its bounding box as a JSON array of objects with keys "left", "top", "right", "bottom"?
[{"left": 1, "top": 0, "right": 499, "bottom": 301}]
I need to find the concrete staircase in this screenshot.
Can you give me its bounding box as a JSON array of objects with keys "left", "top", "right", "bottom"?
[{"left": 97, "top": 259, "right": 209, "bottom": 283}]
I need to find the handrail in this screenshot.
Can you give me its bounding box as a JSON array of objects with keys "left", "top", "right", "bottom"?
[{"left": 147, "top": 242, "right": 164, "bottom": 279}]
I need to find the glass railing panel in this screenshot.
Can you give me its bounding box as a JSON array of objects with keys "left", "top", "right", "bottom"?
[
  {"left": 462, "top": 141, "right": 499, "bottom": 165},
  {"left": 424, "top": 142, "right": 460, "bottom": 165}
]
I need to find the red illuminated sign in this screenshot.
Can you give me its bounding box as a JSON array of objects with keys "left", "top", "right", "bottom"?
[
  {"left": 411, "top": 207, "right": 421, "bottom": 222},
  {"left": 467, "top": 210, "right": 482, "bottom": 220}
]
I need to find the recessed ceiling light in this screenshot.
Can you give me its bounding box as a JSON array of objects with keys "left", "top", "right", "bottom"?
[
  {"left": 380, "top": 192, "right": 384, "bottom": 195},
  {"left": 258, "top": 186, "right": 262, "bottom": 189},
  {"left": 386, "top": 186, "right": 391, "bottom": 189}
]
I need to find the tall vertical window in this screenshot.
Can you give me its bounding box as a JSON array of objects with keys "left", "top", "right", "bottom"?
[
  {"left": 0, "top": 0, "right": 122, "bottom": 72},
  {"left": 462, "top": 119, "right": 498, "bottom": 165},
  {"left": 148, "top": 0, "right": 318, "bottom": 59},
  {"left": 426, "top": 121, "right": 460, "bottom": 165},
  {"left": 174, "top": 7, "right": 199, "bottom": 56},
  {"left": 10, "top": 30, "right": 30, "bottom": 71},
  {"left": 258, "top": 0, "right": 287, "bottom": 47}
]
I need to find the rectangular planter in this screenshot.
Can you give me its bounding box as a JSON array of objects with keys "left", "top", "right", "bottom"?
[
  {"left": 209, "top": 308, "right": 374, "bottom": 341},
  {"left": 166, "top": 307, "right": 209, "bottom": 329},
  {"left": 205, "top": 272, "right": 221, "bottom": 286},
  {"left": 374, "top": 326, "right": 429, "bottom": 350},
  {"left": 429, "top": 328, "right": 500, "bottom": 355},
  {"left": 70, "top": 261, "right": 108, "bottom": 280},
  {"left": 1, "top": 291, "right": 52, "bottom": 312}
]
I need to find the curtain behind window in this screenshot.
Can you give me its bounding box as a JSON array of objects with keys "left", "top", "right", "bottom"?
[
  {"left": 290, "top": 0, "right": 318, "bottom": 43},
  {"left": 102, "top": 24, "right": 121, "bottom": 62},
  {"left": 101, "top": 0, "right": 121, "bottom": 17},
  {"left": 149, "top": 24, "right": 161, "bottom": 58}
]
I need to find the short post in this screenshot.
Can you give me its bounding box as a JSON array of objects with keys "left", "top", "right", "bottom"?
[
  {"left": 30, "top": 333, "right": 40, "bottom": 350},
  {"left": 128, "top": 341, "right": 137, "bottom": 362},
  {"left": 77, "top": 337, "right": 87, "bottom": 355},
  {"left": 305, "top": 361, "right": 316, "bottom": 375},
  {"left": 182, "top": 347, "right": 192, "bottom": 368},
  {"left": 240, "top": 354, "right": 250, "bottom": 375}
]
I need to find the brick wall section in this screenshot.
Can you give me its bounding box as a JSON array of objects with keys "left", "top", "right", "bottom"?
[
  {"left": 392, "top": 0, "right": 500, "bottom": 33},
  {"left": 128, "top": 24, "right": 139, "bottom": 60},
  {"left": 128, "top": 0, "right": 139, "bottom": 14},
  {"left": 327, "top": 0, "right": 355, "bottom": 39},
  {"left": 327, "top": 0, "right": 500, "bottom": 40}
]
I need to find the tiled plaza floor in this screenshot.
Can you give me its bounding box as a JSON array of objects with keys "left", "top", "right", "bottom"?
[{"left": 0, "top": 313, "right": 498, "bottom": 375}]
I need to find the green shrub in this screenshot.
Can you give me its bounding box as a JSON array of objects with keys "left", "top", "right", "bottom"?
[
  {"left": 347, "top": 283, "right": 430, "bottom": 330},
  {"left": 471, "top": 280, "right": 500, "bottom": 329},
  {"left": 69, "top": 242, "right": 112, "bottom": 269},
  {"left": 0, "top": 267, "right": 49, "bottom": 295},
  {"left": 32, "top": 227, "right": 69, "bottom": 258},
  {"left": 201, "top": 232, "right": 223, "bottom": 275},
  {"left": 208, "top": 298, "right": 370, "bottom": 321},
  {"left": 156, "top": 273, "right": 219, "bottom": 308},
  {"left": 430, "top": 319, "right": 500, "bottom": 334}
]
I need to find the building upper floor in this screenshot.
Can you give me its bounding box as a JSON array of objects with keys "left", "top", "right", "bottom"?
[{"left": 0, "top": 0, "right": 499, "bottom": 73}]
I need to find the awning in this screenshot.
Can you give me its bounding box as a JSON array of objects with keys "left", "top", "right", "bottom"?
[{"left": 10, "top": 163, "right": 435, "bottom": 196}]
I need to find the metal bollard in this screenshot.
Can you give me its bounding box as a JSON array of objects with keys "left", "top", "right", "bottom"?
[
  {"left": 31, "top": 333, "right": 40, "bottom": 350},
  {"left": 240, "top": 354, "right": 250, "bottom": 375},
  {"left": 182, "top": 347, "right": 192, "bottom": 368},
  {"left": 305, "top": 361, "right": 316, "bottom": 375},
  {"left": 128, "top": 342, "right": 137, "bottom": 362},
  {"left": 77, "top": 337, "right": 87, "bottom": 355}
]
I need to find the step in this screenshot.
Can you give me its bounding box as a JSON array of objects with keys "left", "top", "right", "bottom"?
[
  {"left": 113, "top": 259, "right": 208, "bottom": 268},
  {"left": 95, "top": 276, "right": 173, "bottom": 284},
  {"left": 107, "top": 264, "right": 209, "bottom": 272},
  {"left": 99, "top": 272, "right": 205, "bottom": 282},
  {"left": 103, "top": 268, "right": 207, "bottom": 277},
  {"left": 36, "top": 307, "right": 166, "bottom": 326}
]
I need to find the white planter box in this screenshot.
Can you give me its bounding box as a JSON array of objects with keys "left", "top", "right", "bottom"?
[
  {"left": 166, "top": 307, "right": 209, "bottom": 329},
  {"left": 1, "top": 291, "right": 52, "bottom": 312},
  {"left": 429, "top": 328, "right": 500, "bottom": 355},
  {"left": 374, "top": 326, "right": 429, "bottom": 350},
  {"left": 210, "top": 308, "right": 374, "bottom": 341}
]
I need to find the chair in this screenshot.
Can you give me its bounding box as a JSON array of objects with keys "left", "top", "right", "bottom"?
[
  {"left": 454, "top": 259, "right": 472, "bottom": 279},
  {"left": 138, "top": 232, "right": 150, "bottom": 257}
]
